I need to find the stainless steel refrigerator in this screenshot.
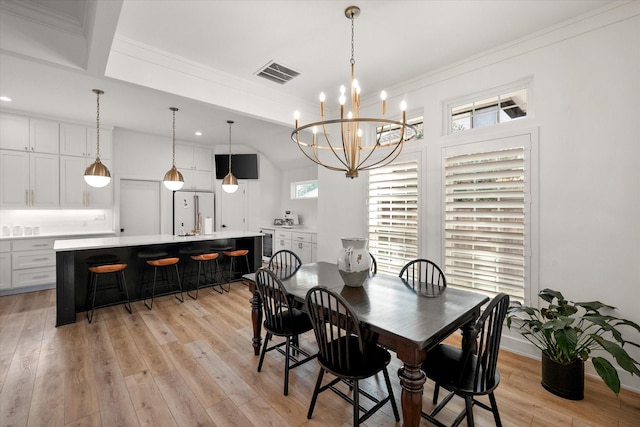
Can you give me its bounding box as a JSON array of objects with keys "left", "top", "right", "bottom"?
[{"left": 173, "top": 191, "right": 215, "bottom": 236}]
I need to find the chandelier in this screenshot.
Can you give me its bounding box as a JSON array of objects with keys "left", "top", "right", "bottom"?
[
  {"left": 291, "top": 5, "right": 417, "bottom": 179},
  {"left": 84, "top": 89, "right": 111, "bottom": 187}
]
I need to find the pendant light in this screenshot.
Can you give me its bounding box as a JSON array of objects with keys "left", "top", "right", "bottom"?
[
  {"left": 163, "top": 107, "right": 184, "bottom": 191},
  {"left": 222, "top": 120, "right": 238, "bottom": 193},
  {"left": 84, "top": 89, "right": 111, "bottom": 187}
]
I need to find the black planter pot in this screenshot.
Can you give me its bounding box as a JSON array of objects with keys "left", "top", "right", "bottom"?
[{"left": 541, "top": 352, "right": 584, "bottom": 400}]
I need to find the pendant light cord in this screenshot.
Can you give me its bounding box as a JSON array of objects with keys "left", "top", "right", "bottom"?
[
  {"left": 95, "top": 91, "right": 101, "bottom": 159},
  {"left": 172, "top": 108, "right": 177, "bottom": 167},
  {"left": 228, "top": 120, "right": 233, "bottom": 173}
]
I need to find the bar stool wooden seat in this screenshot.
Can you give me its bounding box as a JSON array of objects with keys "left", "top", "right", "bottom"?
[
  {"left": 143, "top": 257, "right": 184, "bottom": 310},
  {"left": 86, "top": 262, "right": 131, "bottom": 323},
  {"left": 187, "top": 252, "right": 225, "bottom": 299},
  {"left": 222, "top": 249, "right": 250, "bottom": 290}
]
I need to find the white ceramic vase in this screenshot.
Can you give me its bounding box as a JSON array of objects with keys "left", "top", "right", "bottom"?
[{"left": 337, "top": 237, "right": 371, "bottom": 287}]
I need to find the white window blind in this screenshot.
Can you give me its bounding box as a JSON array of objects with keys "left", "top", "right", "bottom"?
[
  {"left": 368, "top": 162, "right": 419, "bottom": 275},
  {"left": 444, "top": 147, "right": 525, "bottom": 301}
]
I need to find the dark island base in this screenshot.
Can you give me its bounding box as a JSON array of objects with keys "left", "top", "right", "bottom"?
[{"left": 56, "top": 236, "right": 261, "bottom": 326}]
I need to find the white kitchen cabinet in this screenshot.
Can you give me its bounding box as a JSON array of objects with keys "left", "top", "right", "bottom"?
[
  {"left": 274, "top": 230, "right": 316, "bottom": 263},
  {"left": 0, "top": 113, "right": 30, "bottom": 151},
  {"left": 0, "top": 241, "right": 11, "bottom": 290},
  {"left": 10, "top": 238, "right": 56, "bottom": 290},
  {"left": 60, "top": 124, "right": 112, "bottom": 159},
  {"left": 176, "top": 144, "right": 212, "bottom": 171},
  {"left": 0, "top": 115, "right": 58, "bottom": 154},
  {"left": 175, "top": 144, "right": 212, "bottom": 191},
  {"left": 59, "top": 155, "right": 111, "bottom": 207},
  {"left": 29, "top": 119, "right": 60, "bottom": 154},
  {"left": 0, "top": 150, "right": 59, "bottom": 207},
  {"left": 291, "top": 231, "right": 313, "bottom": 264},
  {"left": 311, "top": 234, "right": 318, "bottom": 263},
  {"left": 274, "top": 230, "right": 292, "bottom": 252},
  {"left": 181, "top": 169, "right": 212, "bottom": 191}
]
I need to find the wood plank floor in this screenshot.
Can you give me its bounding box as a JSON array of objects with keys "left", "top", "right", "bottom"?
[{"left": 0, "top": 284, "right": 638, "bottom": 426}]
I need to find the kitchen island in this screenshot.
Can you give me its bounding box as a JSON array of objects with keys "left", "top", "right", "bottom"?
[{"left": 54, "top": 231, "right": 262, "bottom": 326}]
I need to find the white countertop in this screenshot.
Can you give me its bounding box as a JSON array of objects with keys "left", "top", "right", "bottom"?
[
  {"left": 53, "top": 231, "right": 262, "bottom": 251},
  {"left": 261, "top": 226, "right": 317, "bottom": 233}
]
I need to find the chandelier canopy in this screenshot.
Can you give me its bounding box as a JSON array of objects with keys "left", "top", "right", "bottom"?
[{"left": 291, "top": 5, "right": 417, "bottom": 179}]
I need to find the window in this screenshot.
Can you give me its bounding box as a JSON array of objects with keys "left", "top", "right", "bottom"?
[
  {"left": 368, "top": 162, "right": 419, "bottom": 275},
  {"left": 377, "top": 116, "right": 424, "bottom": 144},
  {"left": 291, "top": 180, "right": 318, "bottom": 199},
  {"left": 447, "top": 81, "right": 529, "bottom": 134},
  {"left": 444, "top": 145, "right": 527, "bottom": 302}
]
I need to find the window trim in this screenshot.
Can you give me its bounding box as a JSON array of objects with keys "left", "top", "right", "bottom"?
[
  {"left": 439, "top": 127, "right": 539, "bottom": 305},
  {"left": 290, "top": 179, "right": 318, "bottom": 199},
  {"left": 442, "top": 77, "right": 533, "bottom": 136}
]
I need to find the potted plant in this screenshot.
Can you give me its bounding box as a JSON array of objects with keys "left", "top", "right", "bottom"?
[{"left": 506, "top": 288, "right": 640, "bottom": 399}]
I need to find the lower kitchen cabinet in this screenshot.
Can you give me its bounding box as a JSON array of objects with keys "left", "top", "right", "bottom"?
[
  {"left": 274, "top": 230, "right": 316, "bottom": 264},
  {"left": 0, "top": 241, "right": 10, "bottom": 290},
  {"left": 10, "top": 238, "right": 56, "bottom": 289}
]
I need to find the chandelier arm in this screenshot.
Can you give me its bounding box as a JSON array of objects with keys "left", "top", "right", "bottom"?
[
  {"left": 294, "top": 131, "right": 348, "bottom": 172},
  {"left": 357, "top": 124, "right": 409, "bottom": 170}
]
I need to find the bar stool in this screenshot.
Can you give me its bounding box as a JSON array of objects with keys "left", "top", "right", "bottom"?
[
  {"left": 143, "top": 257, "right": 184, "bottom": 310},
  {"left": 178, "top": 245, "right": 204, "bottom": 290},
  {"left": 86, "top": 262, "right": 131, "bottom": 323},
  {"left": 187, "top": 252, "right": 225, "bottom": 299},
  {"left": 222, "top": 249, "right": 250, "bottom": 290},
  {"left": 137, "top": 250, "right": 169, "bottom": 290}
]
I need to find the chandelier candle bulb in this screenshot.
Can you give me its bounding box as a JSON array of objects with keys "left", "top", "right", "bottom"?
[{"left": 381, "top": 91, "right": 387, "bottom": 116}]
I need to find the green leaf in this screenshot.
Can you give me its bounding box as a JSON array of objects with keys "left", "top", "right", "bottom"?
[
  {"left": 590, "top": 335, "right": 640, "bottom": 376},
  {"left": 574, "top": 301, "right": 615, "bottom": 312},
  {"left": 592, "top": 357, "right": 620, "bottom": 394}
]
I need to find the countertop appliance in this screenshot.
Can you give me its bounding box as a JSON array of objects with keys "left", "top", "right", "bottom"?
[
  {"left": 173, "top": 191, "right": 215, "bottom": 236},
  {"left": 283, "top": 210, "right": 299, "bottom": 227}
]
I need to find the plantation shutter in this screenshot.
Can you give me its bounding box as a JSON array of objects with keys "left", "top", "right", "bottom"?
[
  {"left": 368, "top": 162, "right": 419, "bottom": 275},
  {"left": 444, "top": 147, "right": 525, "bottom": 301}
]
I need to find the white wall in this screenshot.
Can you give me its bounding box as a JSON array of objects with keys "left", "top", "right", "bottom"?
[
  {"left": 316, "top": 5, "right": 640, "bottom": 391},
  {"left": 114, "top": 128, "right": 283, "bottom": 234},
  {"left": 280, "top": 165, "right": 318, "bottom": 228}
]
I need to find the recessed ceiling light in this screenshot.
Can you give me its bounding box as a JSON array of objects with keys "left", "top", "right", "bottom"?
[
  {"left": 0, "top": 96, "right": 12, "bottom": 102},
  {"left": 195, "top": 131, "right": 202, "bottom": 136}
]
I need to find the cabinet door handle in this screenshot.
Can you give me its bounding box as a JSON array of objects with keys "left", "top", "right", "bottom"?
[
  {"left": 33, "top": 244, "right": 49, "bottom": 247},
  {"left": 33, "top": 257, "right": 49, "bottom": 261},
  {"left": 25, "top": 190, "right": 29, "bottom": 206},
  {"left": 31, "top": 190, "right": 34, "bottom": 205},
  {"left": 32, "top": 274, "right": 48, "bottom": 279}
]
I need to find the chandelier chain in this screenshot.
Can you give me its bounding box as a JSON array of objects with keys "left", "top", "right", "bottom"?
[{"left": 350, "top": 10, "right": 355, "bottom": 66}]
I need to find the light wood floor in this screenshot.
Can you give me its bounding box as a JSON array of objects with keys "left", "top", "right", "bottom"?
[{"left": 1, "top": 284, "right": 638, "bottom": 426}]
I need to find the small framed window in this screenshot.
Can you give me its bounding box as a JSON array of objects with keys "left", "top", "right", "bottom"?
[
  {"left": 291, "top": 180, "right": 318, "bottom": 199},
  {"left": 446, "top": 79, "right": 530, "bottom": 134}
]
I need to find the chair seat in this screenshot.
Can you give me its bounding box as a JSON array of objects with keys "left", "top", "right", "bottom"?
[
  {"left": 138, "top": 250, "right": 169, "bottom": 260},
  {"left": 191, "top": 253, "right": 219, "bottom": 261},
  {"left": 88, "top": 263, "right": 128, "bottom": 274},
  {"left": 319, "top": 335, "right": 392, "bottom": 380},
  {"left": 223, "top": 249, "right": 249, "bottom": 257},
  {"left": 263, "top": 307, "right": 313, "bottom": 337},
  {"left": 423, "top": 344, "right": 500, "bottom": 395},
  {"left": 146, "top": 257, "right": 180, "bottom": 267}
]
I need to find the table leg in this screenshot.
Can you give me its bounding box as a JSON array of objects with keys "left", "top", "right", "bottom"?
[
  {"left": 461, "top": 316, "right": 479, "bottom": 353},
  {"left": 249, "top": 289, "right": 262, "bottom": 355},
  {"left": 398, "top": 362, "right": 426, "bottom": 427}
]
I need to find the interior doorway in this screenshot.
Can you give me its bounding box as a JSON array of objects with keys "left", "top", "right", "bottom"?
[
  {"left": 120, "top": 179, "right": 161, "bottom": 236},
  {"left": 219, "top": 182, "right": 247, "bottom": 231}
]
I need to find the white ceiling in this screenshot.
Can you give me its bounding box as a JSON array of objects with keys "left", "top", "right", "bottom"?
[{"left": 0, "top": 0, "right": 615, "bottom": 169}]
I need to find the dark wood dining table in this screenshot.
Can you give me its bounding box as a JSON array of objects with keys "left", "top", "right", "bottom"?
[{"left": 243, "top": 261, "right": 489, "bottom": 427}]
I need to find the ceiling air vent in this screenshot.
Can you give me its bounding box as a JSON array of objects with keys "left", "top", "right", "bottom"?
[{"left": 255, "top": 61, "right": 300, "bottom": 85}]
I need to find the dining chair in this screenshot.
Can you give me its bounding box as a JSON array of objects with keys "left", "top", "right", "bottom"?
[
  {"left": 305, "top": 286, "right": 400, "bottom": 426},
  {"left": 268, "top": 249, "right": 302, "bottom": 279},
  {"left": 399, "top": 258, "right": 446, "bottom": 294},
  {"left": 255, "top": 267, "right": 317, "bottom": 395},
  {"left": 421, "top": 293, "right": 510, "bottom": 427}
]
